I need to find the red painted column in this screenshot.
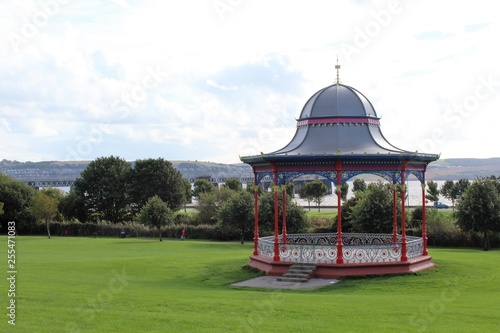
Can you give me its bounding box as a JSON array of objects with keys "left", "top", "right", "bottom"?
[
  {"left": 401, "top": 163, "right": 408, "bottom": 262},
  {"left": 282, "top": 187, "right": 287, "bottom": 244},
  {"left": 392, "top": 184, "right": 397, "bottom": 244},
  {"left": 253, "top": 183, "right": 259, "bottom": 256},
  {"left": 273, "top": 166, "right": 280, "bottom": 262},
  {"left": 422, "top": 182, "right": 428, "bottom": 256},
  {"left": 336, "top": 161, "right": 344, "bottom": 264}
]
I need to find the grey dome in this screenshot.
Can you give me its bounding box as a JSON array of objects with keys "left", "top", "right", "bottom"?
[
  {"left": 273, "top": 83, "right": 408, "bottom": 156},
  {"left": 299, "top": 84, "right": 377, "bottom": 118}
]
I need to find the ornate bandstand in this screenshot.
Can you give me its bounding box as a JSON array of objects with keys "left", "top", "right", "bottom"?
[{"left": 240, "top": 67, "right": 439, "bottom": 278}]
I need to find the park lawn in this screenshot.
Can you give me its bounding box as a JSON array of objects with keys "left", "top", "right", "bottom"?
[
  {"left": 305, "top": 209, "right": 337, "bottom": 218},
  {"left": 2, "top": 236, "right": 499, "bottom": 333}
]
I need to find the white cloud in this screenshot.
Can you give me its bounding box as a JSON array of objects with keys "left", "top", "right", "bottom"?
[{"left": 0, "top": 0, "right": 499, "bottom": 163}]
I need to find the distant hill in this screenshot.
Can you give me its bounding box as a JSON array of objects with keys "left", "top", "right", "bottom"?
[
  {"left": 426, "top": 158, "right": 500, "bottom": 180},
  {"left": 0, "top": 159, "right": 252, "bottom": 182},
  {"left": 1, "top": 158, "right": 499, "bottom": 182}
]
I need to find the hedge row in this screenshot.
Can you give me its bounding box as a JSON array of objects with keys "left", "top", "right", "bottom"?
[
  {"left": 15, "top": 220, "right": 500, "bottom": 248},
  {"left": 18, "top": 222, "right": 255, "bottom": 242}
]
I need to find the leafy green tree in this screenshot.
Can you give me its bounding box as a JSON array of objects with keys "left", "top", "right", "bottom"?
[
  {"left": 129, "top": 158, "right": 185, "bottom": 213},
  {"left": 338, "top": 183, "right": 349, "bottom": 202},
  {"left": 348, "top": 182, "right": 401, "bottom": 233},
  {"left": 195, "top": 191, "right": 219, "bottom": 225},
  {"left": 73, "top": 156, "right": 131, "bottom": 223},
  {"left": 298, "top": 184, "right": 314, "bottom": 211},
  {"left": 440, "top": 180, "right": 456, "bottom": 208},
  {"left": 216, "top": 191, "right": 254, "bottom": 244},
  {"left": 440, "top": 179, "right": 469, "bottom": 210},
  {"left": 258, "top": 190, "right": 308, "bottom": 236},
  {"left": 181, "top": 178, "right": 193, "bottom": 212},
  {"left": 40, "top": 187, "right": 65, "bottom": 222},
  {"left": 426, "top": 180, "right": 440, "bottom": 204},
  {"left": 454, "top": 178, "right": 470, "bottom": 201},
  {"left": 193, "top": 178, "right": 215, "bottom": 199},
  {"left": 138, "top": 195, "right": 174, "bottom": 241},
  {"left": 32, "top": 190, "right": 59, "bottom": 238},
  {"left": 0, "top": 173, "right": 35, "bottom": 231},
  {"left": 0, "top": 202, "right": 4, "bottom": 217},
  {"left": 59, "top": 189, "right": 87, "bottom": 222},
  {"left": 285, "top": 182, "right": 295, "bottom": 198},
  {"left": 245, "top": 183, "right": 264, "bottom": 196},
  {"left": 338, "top": 196, "right": 359, "bottom": 232},
  {"left": 222, "top": 178, "right": 242, "bottom": 192},
  {"left": 455, "top": 178, "right": 500, "bottom": 250},
  {"left": 352, "top": 178, "right": 367, "bottom": 193},
  {"left": 304, "top": 180, "right": 328, "bottom": 212}
]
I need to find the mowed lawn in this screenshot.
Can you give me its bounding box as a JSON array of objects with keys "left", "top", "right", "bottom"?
[{"left": 2, "top": 236, "right": 500, "bottom": 333}]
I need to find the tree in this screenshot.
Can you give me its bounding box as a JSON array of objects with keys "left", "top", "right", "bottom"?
[
  {"left": 440, "top": 179, "right": 469, "bottom": 210},
  {"left": 455, "top": 178, "right": 500, "bottom": 251},
  {"left": 348, "top": 182, "right": 401, "bottom": 233},
  {"left": 304, "top": 180, "right": 328, "bottom": 212},
  {"left": 0, "top": 173, "right": 35, "bottom": 232},
  {"left": 129, "top": 158, "right": 185, "bottom": 213},
  {"left": 338, "top": 183, "right": 349, "bottom": 202},
  {"left": 299, "top": 180, "right": 328, "bottom": 211},
  {"left": 425, "top": 180, "right": 440, "bottom": 204},
  {"left": 181, "top": 178, "right": 193, "bottom": 212},
  {"left": 216, "top": 191, "right": 254, "bottom": 244},
  {"left": 352, "top": 178, "right": 367, "bottom": 193},
  {"left": 73, "top": 156, "right": 131, "bottom": 223},
  {"left": 258, "top": 190, "right": 308, "bottom": 236},
  {"left": 193, "top": 178, "right": 215, "bottom": 199},
  {"left": 299, "top": 184, "right": 314, "bottom": 211},
  {"left": 138, "top": 195, "right": 173, "bottom": 241},
  {"left": 245, "top": 183, "right": 264, "bottom": 196},
  {"left": 222, "top": 178, "right": 242, "bottom": 192},
  {"left": 32, "top": 190, "right": 59, "bottom": 238},
  {"left": 440, "top": 180, "right": 456, "bottom": 208},
  {"left": 40, "top": 187, "right": 65, "bottom": 221},
  {"left": 285, "top": 182, "right": 295, "bottom": 198},
  {"left": 454, "top": 178, "right": 470, "bottom": 201},
  {"left": 0, "top": 202, "right": 4, "bottom": 217},
  {"left": 195, "top": 191, "right": 219, "bottom": 225},
  {"left": 59, "top": 189, "right": 87, "bottom": 222}
]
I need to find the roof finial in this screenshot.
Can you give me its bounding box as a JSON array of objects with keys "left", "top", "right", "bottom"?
[{"left": 335, "top": 55, "right": 341, "bottom": 85}]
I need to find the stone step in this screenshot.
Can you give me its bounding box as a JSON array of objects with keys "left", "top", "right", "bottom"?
[
  {"left": 277, "top": 263, "right": 317, "bottom": 283},
  {"left": 277, "top": 276, "right": 309, "bottom": 283}
]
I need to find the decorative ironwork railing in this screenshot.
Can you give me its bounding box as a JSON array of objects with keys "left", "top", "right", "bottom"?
[{"left": 257, "top": 233, "right": 424, "bottom": 264}]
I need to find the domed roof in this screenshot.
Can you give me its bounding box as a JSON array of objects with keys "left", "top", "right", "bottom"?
[
  {"left": 273, "top": 82, "right": 408, "bottom": 156},
  {"left": 240, "top": 80, "right": 439, "bottom": 165},
  {"left": 299, "top": 84, "right": 377, "bottom": 118}
]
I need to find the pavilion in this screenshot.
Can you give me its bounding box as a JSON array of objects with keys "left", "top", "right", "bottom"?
[{"left": 240, "top": 65, "right": 440, "bottom": 278}]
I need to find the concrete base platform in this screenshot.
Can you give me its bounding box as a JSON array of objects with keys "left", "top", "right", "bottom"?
[
  {"left": 230, "top": 276, "right": 340, "bottom": 290},
  {"left": 249, "top": 255, "right": 435, "bottom": 279}
]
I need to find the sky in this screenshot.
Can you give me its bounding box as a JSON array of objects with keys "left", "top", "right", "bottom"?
[{"left": 0, "top": 0, "right": 499, "bottom": 164}]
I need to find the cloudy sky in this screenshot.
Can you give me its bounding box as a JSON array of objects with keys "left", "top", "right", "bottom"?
[{"left": 0, "top": 0, "right": 498, "bottom": 164}]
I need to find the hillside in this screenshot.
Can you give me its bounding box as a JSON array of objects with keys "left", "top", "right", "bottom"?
[{"left": 1, "top": 158, "right": 499, "bottom": 182}]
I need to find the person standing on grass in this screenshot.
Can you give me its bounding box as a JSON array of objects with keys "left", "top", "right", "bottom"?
[{"left": 181, "top": 228, "right": 186, "bottom": 240}]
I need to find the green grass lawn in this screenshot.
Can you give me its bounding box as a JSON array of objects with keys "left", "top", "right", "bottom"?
[{"left": 2, "top": 236, "right": 499, "bottom": 332}]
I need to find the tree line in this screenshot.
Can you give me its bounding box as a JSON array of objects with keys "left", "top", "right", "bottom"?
[{"left": 1, "top": 156, "right": 499, "bottom": 249}]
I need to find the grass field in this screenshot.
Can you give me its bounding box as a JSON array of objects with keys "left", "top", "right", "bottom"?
[{"left": 2, "top": 236, "right": 499, "bottom": 332}]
